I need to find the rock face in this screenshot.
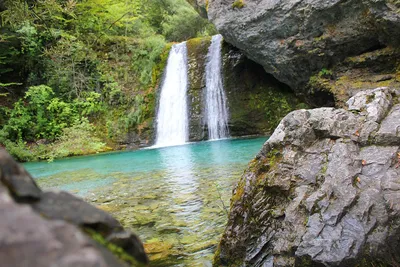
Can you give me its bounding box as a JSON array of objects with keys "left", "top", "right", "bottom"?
[
  {"left": 215, "top": 87, "right": 400, "bottom": 266},
  {"left": 0, "top": 149, "right": 148, "bottom": 267},
  {"left": 221, "top": 42, "right": 308, "bottom": 137},
  {"left": 183, "top": 37, "right": 308, "bottom": 141},
  {"left": 208, "top": 0, "right": 400, "bottom": 103}
]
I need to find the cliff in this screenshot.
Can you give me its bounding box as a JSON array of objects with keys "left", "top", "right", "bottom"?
[
  {"left": 208, "top": 0, "right": 400, "bottom": 106},
  {"left": 182, "top": 37, "right": 307, "bottom": 142}
]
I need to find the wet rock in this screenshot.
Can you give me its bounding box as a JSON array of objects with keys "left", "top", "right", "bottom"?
[
  {"left": 215, "top": 87, "right": 400, "bottom": 266},
  {"left": 0, "top": 149, "right": 148, "bottom": 266},
  {"left": 185, "top": 37, "right": 308, "bottom": 140},
  {"left": 208, "top": 0, "right": 400, "bottom": 97}
]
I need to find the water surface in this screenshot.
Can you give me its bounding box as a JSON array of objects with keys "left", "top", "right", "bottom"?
[{"left": 24, "top": 137, "right": 267, "bottom": 266}]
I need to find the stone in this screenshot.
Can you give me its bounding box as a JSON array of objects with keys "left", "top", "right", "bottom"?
[
  {"left": 208, "top": 0, "right": 400, "bottom": 100},
  {"left": 32, "top": 191, "right": 122, "bottom": 234},
  {"left": 0, "top": 149, "right": 149, "bottom": 266},
  {"left": 375, "top": 104, "right": 400, "bottom": 145},
  {"left": 346, "top": 87, "right": 393, "bottom": 123},
  {"left": 0, "top": 184, "right": 126, "bottom": 267},
  {"left": 106, "top": 231, "right": 149, "bottom": 264},
  {"left": 0, "top": 148, "right": 41, "bottom": 200},
  {"left": 214, "top": 87, "right": 400, "bottom": 266}
]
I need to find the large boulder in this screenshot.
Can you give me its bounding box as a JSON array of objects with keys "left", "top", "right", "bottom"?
[
  {"left": 208, "top": 0, "right": 400, "bottom": 103},
  {"left": 0, "top": 149, "right": 148, "bottom": 267},
  {"left": 215, "top": 87, "right": 400, "bottom": 266}
]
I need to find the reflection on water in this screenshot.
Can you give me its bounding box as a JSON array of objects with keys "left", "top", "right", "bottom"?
[
  {"left": 24, "top": 137, "right": 267, "bottom": 266},
  {"left": 158, "top": 146, "right": 200, "bottom": 222}
]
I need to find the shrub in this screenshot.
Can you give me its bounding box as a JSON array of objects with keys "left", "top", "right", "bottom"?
[
  {"left": 3, "top": 140, "right": 35, "bottom": 162},
  {"left": 46, "top": 118, "right": 106, "bottom": 161}
]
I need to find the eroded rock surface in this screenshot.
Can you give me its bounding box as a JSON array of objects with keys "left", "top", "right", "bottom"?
[
  {"left": 208, "top": 0, "right": 400, "bottom": 101},
  {"left": 215, "top": 87, "right": 400, "bottom": 266},
  {"left": 0, "top": 149, "right": 148, "bottom": 267}
]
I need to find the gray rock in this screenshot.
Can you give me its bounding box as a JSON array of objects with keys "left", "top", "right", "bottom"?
[
  {"left": 0, "top": 184, "right": 126, "bottom": 267},
  {"left": 375, "top": 104, "right": 400, "bottom": 145},
  {"left": 0, "top": 149, "right": 149, "bottom": 266},
  {"left": 0, "top": 148, "right": 41, "bottom": 200},
  {"left": 208, "top": 0, "right": 400, "bottom": 93},
  {"left": 32, "top": 191, "right": 122, "bottom": 234},
  {"left": 215, "top": 88, "right": 400, "bottom": 266},
  {"left": 346, "top": 87, "right": 393, "bottom": 123}
]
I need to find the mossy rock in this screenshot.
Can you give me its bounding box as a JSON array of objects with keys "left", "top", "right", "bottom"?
[
  {"left": 186, "top": 36, "right": 212, "bottom": 141},
  {"left": 221, "top": 42, "right": 309, "bottom": 136},
  {"left": 306, "top": 46, "right": 400, "bottom": 107}
]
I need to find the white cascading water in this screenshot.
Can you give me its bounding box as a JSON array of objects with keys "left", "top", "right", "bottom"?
[
  {"left": 154, "top": 42, "right": 189, "bottom": 147},
  {"left": 205, "top": 34, "right": 230, "bottom": 140}
]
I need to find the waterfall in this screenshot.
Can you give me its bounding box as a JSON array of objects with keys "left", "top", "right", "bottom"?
[
  {"left": 205, "top": 34, "right": 230, "bottom": 140},
  {"left": 154, "top": 42, "right": 189, "bottom": 147}
]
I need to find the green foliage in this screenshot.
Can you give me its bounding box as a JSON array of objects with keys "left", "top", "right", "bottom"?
[
  {"left": 161, "top": 0, "right": 217, "bottom": 41},
  {"left": 3, "top": 140, "right": 35, "bottom": 162},
  {"left": 46, "top": 118, "right": 106, "bottom": 161},
  {"left": 131, "top": 35, "right": 167, "bottom": 86},
  {"left": 0, "top": 85, "right": 79, "bottom": 142},
  {"left": 0, "top": 0, "right": 217, "bottom": 161},
  {"left": 318, "top": 68, "right": 333, "bottom": 78}
]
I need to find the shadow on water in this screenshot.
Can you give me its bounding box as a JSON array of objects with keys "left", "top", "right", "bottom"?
[{"left": 24, "top": 137, "right": 268, "bottom": 266}]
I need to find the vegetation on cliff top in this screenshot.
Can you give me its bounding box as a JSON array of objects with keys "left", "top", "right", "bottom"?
[{"left": 0, "top": 0, "right": 216, "bottom": 161}]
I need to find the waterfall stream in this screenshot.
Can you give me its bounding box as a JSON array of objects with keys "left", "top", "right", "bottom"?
[
  {"left": 154, "top": 42, "right": 189, "bottom": 147},
  {"left": 205, "top": 34, "right": 230, "bottom": 140}
]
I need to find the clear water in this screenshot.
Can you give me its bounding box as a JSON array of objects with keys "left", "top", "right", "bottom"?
[
  {"left": 155, "top": 42, "right": 189, "bottom": 147},
  {"left": 205, "top": 34, "right": 229, "bottom": 140},
  {"left": 24, "top": 137, "right": 267, "bottom": 266}
]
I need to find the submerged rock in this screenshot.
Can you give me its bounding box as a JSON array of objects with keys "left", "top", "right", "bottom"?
[
  {"left": 0, "top": 149, "right": 148, "bottom": 267},
  {"left": 215, "top": 87, "right": 400, "bottom": 266},
  {"left": 208, "top": 0, "right": 400, "bottom": 104}
]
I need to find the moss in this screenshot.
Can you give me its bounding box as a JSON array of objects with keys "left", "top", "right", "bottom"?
[
  {"left": 186, "top": 36, "right": 212, "bottom": 140},
  {"left": 212, "top": 243, "right": 222, "bottom": 266},
  {"left": 230, "top": 178, "right": 246, "bottom": 207},
  {"left": 266, "top": 148, "right": 282, "bottom": 169},
  {"left": 186, "top": 36, "right": 212, "bottom": 90},
  {"left": 85, "top": 228, "right": 145, "bottom": 267},
  {"left": 354, "top": 256, "right": 392, "bottom": 267},
  {"left": 232, "top": 0, "right": 245, "bottom": 9},
  {"left": 251, "top": 148, "right": 283, "bottom": 185},
  {"left": 296, "top": 255, "right": 313, "bottom": 266},
  {"left": 366, "top": 94, "right": 375, "bottom": 104},
  {"left": 220, "top": 42, "right": 309, "bottom": 136}
]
